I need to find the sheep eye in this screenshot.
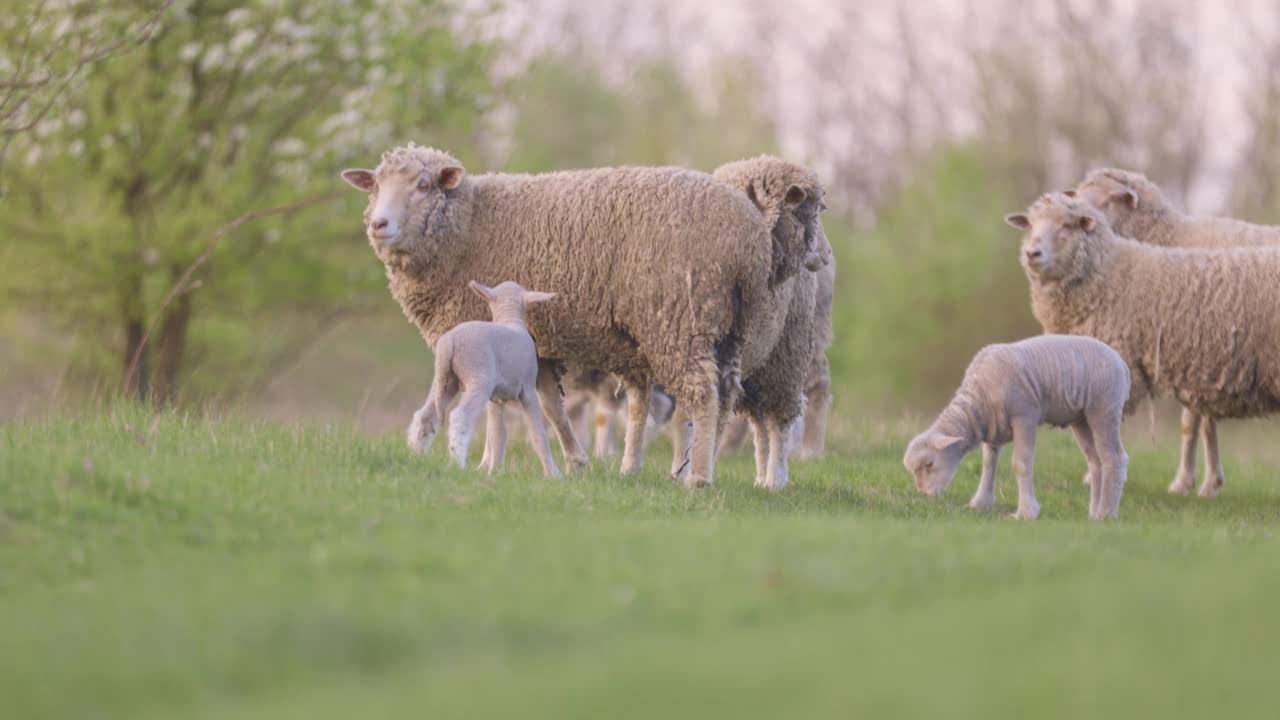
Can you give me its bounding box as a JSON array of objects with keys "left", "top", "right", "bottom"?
[{"left": 416, "top": 178, "right": 431, "bottom": 192}]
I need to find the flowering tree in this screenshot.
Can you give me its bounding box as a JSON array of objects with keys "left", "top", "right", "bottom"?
[{"left": 0, "top": 0, "right": 494, "bottom": 403}]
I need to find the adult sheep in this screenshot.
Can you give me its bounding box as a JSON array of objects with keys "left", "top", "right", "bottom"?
[
  {"left": 1071, "top": 168, "right": 1280, "bottom": 497},
  {"left": 341, "top": 144, "right": 785, "bottom": 487},
  {"left": 1005, "top": 193, "right": 1280, "bottom": 485},
  {"left": 670, "top": 156, "right": 829, "bottom": 489}
]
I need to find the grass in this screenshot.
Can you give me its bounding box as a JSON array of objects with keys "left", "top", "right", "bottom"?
[{"left": 3, "top": 407, "right": 1280, "bottom": 719}]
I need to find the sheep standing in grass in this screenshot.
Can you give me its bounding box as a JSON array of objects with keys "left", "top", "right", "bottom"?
[
  {"left": 798, "top": 259, "right": 836, "bottom": 458},
  {"left": 1007, "top": 193, "right": 1280, "bottom": 490},
  {"left": 1071, "top": 168, "right": 1280, "bottom": 497},
  {"left": 564, "top": 371, "right": 675, "bottom": 458},
  {"left": 676, "top": 156, "right": 829, "bottom": 489},
  {"left": 408, "top": 281, "right": 561, "bottom": 477},
  {"left": 904, "top": 335, "right": 1131, "bottom": 520},
  {"left": 343, "top": 144, "right": 795, "bottom": 488}
]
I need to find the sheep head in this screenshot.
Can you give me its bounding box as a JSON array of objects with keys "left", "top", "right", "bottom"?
[
  {"left": 1072, "top": 168, "right": 1170, "bottom": 233},
  {"left": 714, "top": 156, "right": 832, "bottom": 281},
  {"left": 340, "top": 143, "right": 469, "bottom": 271},
  {"left": 1006, "top": 192, "right": 1109, "bottom": 284},
  {"left": 903, "top": 430, "right": 968, "bottom": 497},
  {"left": 467, "top": 280, "right": 556, "bottom": 326}
]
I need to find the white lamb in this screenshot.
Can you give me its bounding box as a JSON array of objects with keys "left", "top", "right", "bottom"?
[
  {"left": 903, "top": 335, "right": 1131, "bottom": 520},
  {"left": 407, "top": 281, "right": 562, "bottom": 478}
]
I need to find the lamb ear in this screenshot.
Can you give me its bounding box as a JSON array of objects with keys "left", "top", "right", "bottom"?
[
  {"left": 1077, "top": 214, "right": 1096, "bottom": 232},
  {"left": 522, "top": 291, "right": 557, "bottom": 304},
  {"left": 928, "top": 434, "right": 965, "bottom": 451},
  {"left": 439, "top": 166, "right": 465, "bottom": 191},
  {"left": 1108, "top": 189, "right": 1138, "bottom": 210},
  {"left": 340, "top": 169, "right": 376, "bottom": 192},
  {"left": 784, "top": 185, "right": 806, "bottom": 206},
  {"left": 1005, "top": 213, "right": 1030, "bottom": 230},
  {"left": 467, "top": 280, "right": 495, "bottom": 302}
]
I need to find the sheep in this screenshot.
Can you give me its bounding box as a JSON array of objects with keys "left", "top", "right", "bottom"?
[
  {"left": 670, "top": 156, "right": 830, "bottom": 490},
  {"left": 797, "top": 258, "right": 836, "bottom": 458},
  {"left": 341, "top": 143, "right": 804, "bottom": 488},
  {"left": 1071, "top": 168, "right": 1280, "bottom": 497},
  {"left": 904, "top": 335, "right": 1131, "bottom": 520},
  {"left": 1005, "top": 193, "right": 1280, "bottom": 491},
  {"left": 562, "top": 370, "right": 674, "bottom": 458},
  {"left": 407, "top": 281, "right": 562, "bottom": 477}
]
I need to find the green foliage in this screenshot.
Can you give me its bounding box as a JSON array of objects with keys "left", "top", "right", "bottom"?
[
  {"left": 0, "top": 0, "right": 495, "bottom": 401},
  {"left": 4, "top": 409, "right": 1280, "bottom": 717},
  {"left": 828, "top": 145, "right": 1042, "bottom": 411}
]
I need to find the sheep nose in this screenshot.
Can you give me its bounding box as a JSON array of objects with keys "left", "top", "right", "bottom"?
[
  {"left": 1025, "top": 249, "right": 1043, "bottom": 262},
  {"left": 371, "top": 217, "right": 390, "bottom": 231}
]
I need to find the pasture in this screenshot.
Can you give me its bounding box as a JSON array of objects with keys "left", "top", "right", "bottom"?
[{"left": 4, "top": 407, "right": 1280, "bottom": 719}]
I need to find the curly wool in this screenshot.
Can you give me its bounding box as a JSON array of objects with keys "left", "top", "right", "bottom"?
[{"left": 1017, "top": 192, "right": 1280, "bottom": 419}]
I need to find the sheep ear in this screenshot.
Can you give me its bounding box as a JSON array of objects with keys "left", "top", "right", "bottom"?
[
  {"left": 439, "top": 166, "right": 465, "bottom": 191},
  {"left": 784, "top": 185, "right": 806, "bottom": 206},
  {"left": 340, "top": 169, "right": 376, "bottom": 192},
  {"left": 1108, "top": 189, "right": 1138, "bottom": 210},
  {"left": 1062, "top": 189, "right": 1077, "bottom": 198},
  {"left": 467, "top": 280, "right": 495, "bottom": 302},
  {"left": 744, "top": 183, "right": 766, "bottom": 213},
  {"left": 928, "top": 434, "right": 965, "bottom": 451},
  {"left": 522, "top": 291, "right": 557, "bottom": 304},
  {"left": 1077, "top": 214, "right": 1096, "bottom": 232},
  {"left": 1005, "top": 213, "right": 1030, "bottom": 230}
]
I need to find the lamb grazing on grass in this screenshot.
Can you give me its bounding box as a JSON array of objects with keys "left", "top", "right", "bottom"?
[
  {"left": 407, "top": 281, "right": 561, "bottom": 477},
  {"left": 904, "top": 335, "right": 1131, "bottom": 520},
  {"left": 1071, "top": 168, "right": 1280, "bottom": 497},
  {"left": 1006, "top": 193, "right": 1280, "bottom": 491},
  {"left": 342, "top": 144, "right": 794, "bottom": 488},
  {"left": 676, "top": 156, "right": 829, "bottom": 490}
]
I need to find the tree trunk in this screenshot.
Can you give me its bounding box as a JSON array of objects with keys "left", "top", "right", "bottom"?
[
  {"left": 120, "top": 272, "right": 149, "bottom": 402},
  {"left": 152, "top": 285, "right": 192, "bottom": 407}
]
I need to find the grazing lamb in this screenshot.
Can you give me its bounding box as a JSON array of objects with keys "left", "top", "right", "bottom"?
[
  {"left": 674, "top": 156, "right": 830, "bottom": 489},
  {"left": 1006, "top": 193, "right": 1280, "bottom": 488},
  {"left": 904, "top": 335, "right": 1131, "bottom": 520},
  {"left": 342, "top": 144, "right": 802, "bottom": 488},
  {"left": 407, "top": 281, "right": 561, "bottom": 477},
  {"left": 1071, "top": 168, "right": 1280, "bottom": 497}
]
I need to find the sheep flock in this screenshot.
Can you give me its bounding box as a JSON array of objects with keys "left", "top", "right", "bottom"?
[{"left": 342, "top": 146, "right": 1279, "bottom": 520}]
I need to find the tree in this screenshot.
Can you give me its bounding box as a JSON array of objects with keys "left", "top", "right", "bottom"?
[{"left": 0, "top": 0, "right": 495, "bottom": 404}]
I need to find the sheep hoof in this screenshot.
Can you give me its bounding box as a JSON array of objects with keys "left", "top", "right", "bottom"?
[
  {"left": 684, "top": 476, "right": 711, "bottom": 490},
  {"left": 407, "top": 416, "right": 432, "bottom": 453},
  {"left": 1167, "top": 475, "right": 1194, "bottom": 496},
  {"left": 1196, "top": 482, "right": 1220, "bottom": 499},
  {"left": 1010, "top": 504, "right": 1040, "bottom": 521},
  {"left": 968, "top": 495, "right": 994, "bottom": 511}
]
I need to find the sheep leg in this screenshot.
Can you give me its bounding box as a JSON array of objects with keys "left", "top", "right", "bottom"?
[
  {"left": 717, "top": 416, "right": 751, "bottom": 458},
  {"left": 1009, "top": 418, "right": 1040, "bottom": 520},
  {"left": 799, "top": 382, "right": 831, "bottom": 460},
  {"left": 408, "top": 378, "right": 458, "bottom": 453},
  {"left": 479, "top": 402, "right": 507, "bottom": 474},
  {"left": 685, "top": 383, "right": 721, "bottom": 488},
  {"left": 760, "top": 415, "right": 795, "bottom": 491},
  {"left": 1197, "top": 417, "right": 1225, "bottom": 498},
  {"left": 1091, "top": 412, "right": 1129, "bottom": 520},
  {"left": 519, "top": 392, "right": 563, "bottom": 479},
  {"left": 592, "top": 394, "right": 618, "bottom": 459},
  {"left": 1071, "top": 420, "right": 1102, "bottom": 518},
  {"left": 536, "top": 362, "right": 589, "bottom": 471},
  {"left": 447, "top": 389, "right": 489, "bottom": 468},
  {"left": 1168, "top": 408, "right": 1201, "bottom": 495},
  {"left": 749, "top": 418, "right": 768, "bottom": 487},
  {"left": 564, "top": 392, "right": 592, "bottom": 454},
  {"left": 619, "top": 382, "right": 650, "bottom": 474},
  {"left": 969, "top": 443, "right": 999, "bottom": 511},
  {"left": 669, "top": 405, "right": 692, "bottom": 480}
]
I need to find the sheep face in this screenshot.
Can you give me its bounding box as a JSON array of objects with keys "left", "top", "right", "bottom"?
[
  {"left": 903, "top": 431, "right": 967, "bottom": 496},
  {"left": 1006, "top": 194, "right": 1102, "bottom": 283},
  {"left": 341, "top": 145, "right": 467, "bottom": 270},
  {"left": 793, "top": 191, "right": 832, "bottom": 272}
]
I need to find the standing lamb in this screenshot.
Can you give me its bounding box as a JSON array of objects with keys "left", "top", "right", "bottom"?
[
  {"left": 1071, "top": 168, "right": 1280, "bottom": 497},
  {"left": 673, "top": 156, "right": 830, "bottom": 490},
  {"left": 407, "top": 281, "right": 561, "bottom": 477},
  {"left": 1005, "top": 193, "right": 1280, "bottom": 490},
  {"left": 904, "top": 335, "right": 1131, "bottom": 520},
  {"left": 342, "top": 144, "right": 798, "bottom": 488}
]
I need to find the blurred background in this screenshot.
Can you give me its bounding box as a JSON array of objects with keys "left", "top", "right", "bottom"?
[{"left": 4, "top": 0, "right": 1280, "bottom": 435}]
